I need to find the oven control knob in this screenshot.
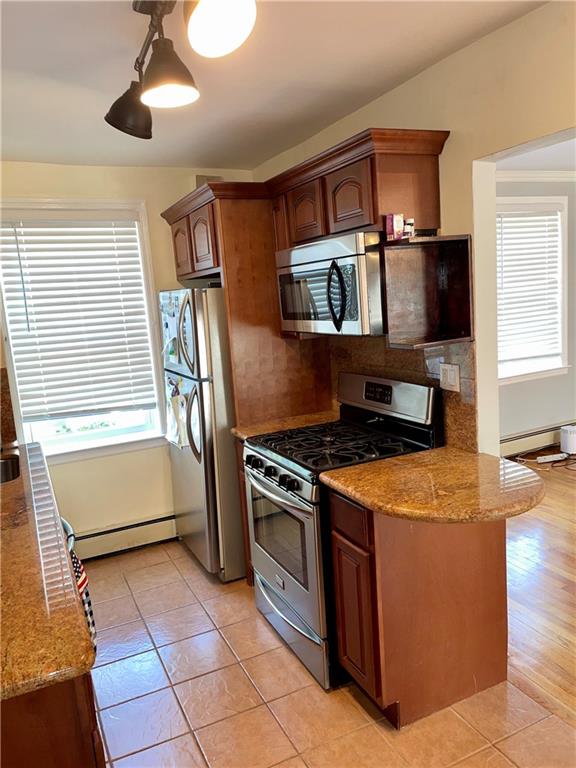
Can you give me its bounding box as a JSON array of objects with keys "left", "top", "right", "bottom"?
[
  {"left": 285, "top": 478, "right": 300, "bottom": 492},
  {"left": 278, "top": 474, "right": 289, "bottom": 488},
  {"left": 251, "top": 457, "right": 264, "bottom": 470},
  {"left": 264, "top": 466, "right": 277, "bottom": 478},
  {"left": 245, "top": 454, "right": 256, "bottom": 467}
]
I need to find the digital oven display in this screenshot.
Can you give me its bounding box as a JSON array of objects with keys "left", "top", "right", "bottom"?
[{"left": 364, "top": 381, "right": 392, "bottom": 405}]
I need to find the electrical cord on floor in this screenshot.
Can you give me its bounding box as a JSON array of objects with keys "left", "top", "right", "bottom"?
[{"left": 514, "top": 449, "right": 576, "bottom": 473}]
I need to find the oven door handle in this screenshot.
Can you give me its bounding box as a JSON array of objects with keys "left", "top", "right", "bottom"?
[
  {"left": 255, "top": 573, "right": 321, "bottom": 645},
  {"left": 326, "top": 259, "right": 347, "bottom": 332},
  {"left": 245, "top": 468, "right": 313, "bottom": 520}
]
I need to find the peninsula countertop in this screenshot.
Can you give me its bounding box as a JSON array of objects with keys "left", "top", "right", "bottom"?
[
  {"left": 1, "top": 443, "right": 95, "bottom": 700},
  {"left": 320, "top": 446, "right": 545, "bottom": 523},
  {"left": 232, "top": 409, "right": 339, "bottom": 441}
]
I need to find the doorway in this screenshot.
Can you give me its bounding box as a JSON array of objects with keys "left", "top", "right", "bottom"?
[{"left": 472, "top": 128, "right": 576, "bottom": 455}]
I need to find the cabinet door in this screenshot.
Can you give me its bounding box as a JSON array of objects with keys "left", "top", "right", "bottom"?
[
  {"left": 189, "top": 204, "right": 219, "bottom": 271},
  {"left": 287, "top": 179, "right": 325, "bottom": 244},
  {"left": 171, "top": 218, "right": 193, "bottom": 278},
  {"left": 331, "top": 530, "right": 380, "bottom": 699},
  {"left": 325, "top": 158, "right": 375, "bottom": 234},
  {"left": 272, "top": 195, "right": 290, "bottom": 252}
]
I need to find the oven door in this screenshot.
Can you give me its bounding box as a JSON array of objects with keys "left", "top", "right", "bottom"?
[
  {"left": 245, "top": 467, "right": 325, "bottom": 636},
  {"left": 277, "top": 254, "right": 369, "bottom": 335}
]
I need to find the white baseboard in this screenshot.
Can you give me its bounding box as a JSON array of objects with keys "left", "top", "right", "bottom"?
[{"left": 77, "top": 518, "right": 176, "bottom": 560}]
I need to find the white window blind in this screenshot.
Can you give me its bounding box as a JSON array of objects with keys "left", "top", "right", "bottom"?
[
  {"left": 496, "top": 199, "right": 566, "bottom": 380},
  {"left": 0, "top": 217, "right": 157, "bottom": 422}
]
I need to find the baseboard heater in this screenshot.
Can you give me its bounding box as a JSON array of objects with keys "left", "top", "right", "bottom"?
[
  {"left": 500, "top": 422, "right": 576, "bottom": 457},
  {"left": 75, "top": 515, "right": 176, "bottom": 560}
]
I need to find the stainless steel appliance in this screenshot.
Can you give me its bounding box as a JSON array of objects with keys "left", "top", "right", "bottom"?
[
  {"left": 160, "top": 288, "right": 244, "bottom": 582},
  {"left": 244, "top": 373, "right": 442, "bottom": 687},
  {"left": 276, "top": 232, "right": 384, "bottom": 335}
]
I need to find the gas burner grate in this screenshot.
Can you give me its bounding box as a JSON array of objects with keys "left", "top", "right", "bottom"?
[{"left": 250, "top": 421, "right": 414, "bottom": 472}]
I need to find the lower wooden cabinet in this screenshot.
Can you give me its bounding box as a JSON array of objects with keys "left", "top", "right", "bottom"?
[
  {"left": 327, "top": 489, "right": 509, "bottom": 727},
  {"left": 331, "top": 530, "right": 380, "bottom": 700},
  {"left": 1, "top": 673, "right": 105, "bottom": 768}
]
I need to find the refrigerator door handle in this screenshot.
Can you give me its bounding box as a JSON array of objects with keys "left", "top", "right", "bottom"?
[
  {"left": 178, "top": 292, "right": 195, "bottom": 377},
  {"left": 186, "top": 383, "right": 202, "bottom": 464}
]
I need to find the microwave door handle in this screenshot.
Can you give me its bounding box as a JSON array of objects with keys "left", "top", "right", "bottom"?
[{"left": 326, "top": 260, "right": 347, "bottom": 332}]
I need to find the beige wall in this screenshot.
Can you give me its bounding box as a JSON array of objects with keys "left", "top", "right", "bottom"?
[
  {"left": 254, "top": 4, "right": 575, "bottom": 230},
  {"left": 253, "top": 1, "right": 575, "bottom": 453},
  {"left": 0, "top": 162, "right": 251, "bottom": 551}
]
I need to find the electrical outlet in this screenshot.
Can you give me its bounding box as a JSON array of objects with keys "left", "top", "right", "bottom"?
[{"left": 440, "top": 363, "right": 460, "bottom": 392}]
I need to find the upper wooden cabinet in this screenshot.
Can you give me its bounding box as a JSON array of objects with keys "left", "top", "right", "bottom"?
[
  {"left": 271, "top": 195, "right": 290, "bottom": 252},
  {"left": 171, "top": 218, "right": 193, "bottom": 278},
  {"left": 325, "top": 158, "right": 375, "bottom": 234},
  {"left": 286, "top": 179, "right": 326, "bottom": 243},
  {"left": 189, "top": 204, "right": 218, "bottom": 271},
  {"left": 267, "top": 128, "right": 450, "bottom": 248}
]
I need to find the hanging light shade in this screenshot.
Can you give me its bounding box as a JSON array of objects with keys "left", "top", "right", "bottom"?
[
  {"left": 105, "top": 81, "right": 152, "bottom": 139},
  {"left": 141, "top": 37, "right": 200, "bottom": 108},
  {"left": 185, "top": 0, "right": 257, "bottom": 58}
]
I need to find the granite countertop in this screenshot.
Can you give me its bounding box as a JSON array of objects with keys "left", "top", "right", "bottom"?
[
  {"left": 320, "top": 446, "right": 545, "bottom": 523},
  {"left": 1, "top": 443, "right": 95, "bottom": 700},
  {"left": 232, "top": 409, "right": 340, "bottom": 441}
]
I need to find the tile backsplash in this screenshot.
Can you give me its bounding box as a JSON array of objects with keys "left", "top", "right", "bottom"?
[{"left": 328, "top": 338, "right": 477, "bottom": 451}]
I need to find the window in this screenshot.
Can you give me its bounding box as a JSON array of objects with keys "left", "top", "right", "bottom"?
[
  {"left": 0, "top": 203, "right": 161, "bottom": 454},
  {"left": 496, "top": 197, "right": 567, "bottom": 381}
]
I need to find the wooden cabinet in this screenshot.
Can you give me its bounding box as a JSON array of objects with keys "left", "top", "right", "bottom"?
[
  {"left": 1, "top": 673, "right": 105, "bottom": 768},
  {"left": 382, "top": 235, "right": 473, "bottom": 348},
  {"left": 272, "top": 195, "right": 290, "bottom": 252},
  {"left": 171, "top": 217, "right": 193, "bottom": 278},
  {"left": 286, "top": 179, "right": 326, "bottom": 243},
  {"left": 331, "top": 530, "right": 380, "bottom": 700},
  {"left": 327, "top": 488, "right": 508, "bottom": 728},
  {"left": 325, "top": 159, "right": 375, "bottom": 233},
  {"left": 189, "top": 204, "right": 218, "bottom": 271},
  {"left": 268, "top": 129, "right": 450, "bottom": 248}
]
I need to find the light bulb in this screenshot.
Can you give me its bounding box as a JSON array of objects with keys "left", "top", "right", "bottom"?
[
  {"left": 187, "top": 0, "right": 257, "bottom": 58},
  {"left": 141, "top": 83, "right": 200, "bottom": 109}
]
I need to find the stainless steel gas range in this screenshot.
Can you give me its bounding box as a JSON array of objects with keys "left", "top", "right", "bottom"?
[{"left": 243, "top": 372, "right": 443, "bottom": 688}]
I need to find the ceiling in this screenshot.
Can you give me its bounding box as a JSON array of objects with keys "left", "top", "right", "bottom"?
[
  {"left": 497, "top": 138, "right": 576, "bottom": 171},
  {"left": 1, "top": 0, "right": 541, "bottom": 169}
]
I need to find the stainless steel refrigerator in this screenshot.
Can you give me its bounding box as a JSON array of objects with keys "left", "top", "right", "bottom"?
[{"left": 159, "top": 287, "right": 245, "bottom": 582}]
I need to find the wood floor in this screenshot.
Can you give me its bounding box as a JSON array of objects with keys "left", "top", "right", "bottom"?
[{"left": 506, "top": 461, "right": 576, "bottom": 725}]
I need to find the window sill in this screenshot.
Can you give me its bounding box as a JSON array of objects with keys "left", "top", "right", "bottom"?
[
  {"left": 45, "top": 433, "right": 168, "bottom": 465},
  {"left": 498, "top": 366, "right": 570, "bottom": 386}
]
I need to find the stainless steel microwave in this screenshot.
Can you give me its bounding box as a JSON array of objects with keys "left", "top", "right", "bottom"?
[{"left": 275, "top": 232, "right": 384, "bottom": 336}]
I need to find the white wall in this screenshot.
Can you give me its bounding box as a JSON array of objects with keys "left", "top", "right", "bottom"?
[
  {"left": 497, "top": 178, "right": 576, "bottom": 439},
  {"left": 0, "top": 162, "right": 252, "bottom": 554}
]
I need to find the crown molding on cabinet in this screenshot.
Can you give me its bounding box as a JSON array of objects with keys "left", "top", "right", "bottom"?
[
  {"left": 266, "top": 127, "right": 450, "bottom": 195},
  {"left": 161, "top": 182, "right": 269, "bottom": 225}
]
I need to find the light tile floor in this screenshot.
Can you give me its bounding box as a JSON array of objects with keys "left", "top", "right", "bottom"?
[{"left": 87, "top": 542, "right": 576, "bottom": 768}]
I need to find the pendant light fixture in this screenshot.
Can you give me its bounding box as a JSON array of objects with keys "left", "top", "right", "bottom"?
[
  {"left": 141, "top": 37, "right": 199, "bottom": 108},
  {"left": 184, "top": 0, "right": 257, "bottom": 59},
  {"left": 105, "top": 1, "right": 198, "bottom": 139},
  {"left": 105, "top": 81, "right": 152, "bottom": 139}
]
